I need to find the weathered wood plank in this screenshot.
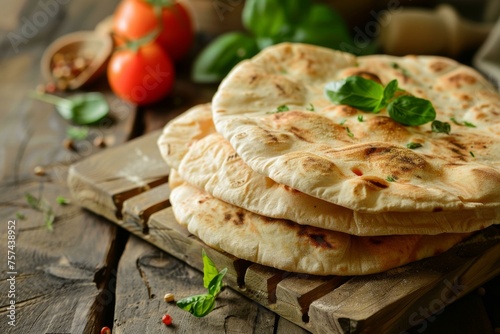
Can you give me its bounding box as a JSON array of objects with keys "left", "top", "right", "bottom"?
[
  {"left": 68, "top": 132, "right": 168, "bottom": 222},
  {"left": 308, "top": 228, "right": 500, "bottom": 334},
  {"left": 113, "top": 235, "right": 281, "bottom": 334}
]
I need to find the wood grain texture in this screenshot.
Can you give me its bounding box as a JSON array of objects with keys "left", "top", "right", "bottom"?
[
  {"left": 113, "top": 234, "right": 282, "bottom": 334},
  {"left": 67, "top": 131, "right": 500, "bottom": 333},
  {"left": 0, "top": 1, "right": 134, "bottom": 332}
]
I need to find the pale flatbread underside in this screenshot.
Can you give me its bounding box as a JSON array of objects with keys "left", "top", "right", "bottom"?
[{"left": 169, "top": 178, "right": 470, "bottom": 276}]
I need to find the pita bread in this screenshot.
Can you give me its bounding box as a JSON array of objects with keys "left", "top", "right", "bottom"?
[
  {"left": 158, "top": 105, "right": 500, "bottom": 236},
  {"left": 212, "top": 43, "right": 500, "bottom": 213},
  {"left": 169, "top": 180, "right": 471, "bottom": 276},
  {"left": 157, "top": 103, "right": 213, "bottom": 171}
]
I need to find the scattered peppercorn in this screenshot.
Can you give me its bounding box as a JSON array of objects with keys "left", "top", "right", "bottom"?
[
  {"left": 100, "top": 326, "right": 111, "bottom": 334},
  {"left": 50, "top": 51, "right": 94, "bottom": 91},
  {"left": 93, "top": 135, "right": 106, "bottom": 148},
  {"left": 34, "top": 166, "right": 46, "bottom": 176},
  {"left": 163, "top": 293, "right": 175, "bottom": 303},
  {"left": 162, "top": 314, "right": 173, "bottom": 326},
  {"left": 63, "top": 138, "right": 76, "bottom": 151}
]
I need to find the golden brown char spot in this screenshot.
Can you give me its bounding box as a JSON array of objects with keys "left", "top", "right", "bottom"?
[
  {"left": 275, "top": 83, "right": 286, "bottom": 95},
  {"left": 298, "top": 228, "right": 334, "bottom": 249},
  {"left": 365, "top": 145, "right": 427, "bottom": 176},
  {"left": 224, "top": 211, "right": 245, "bottom": 225},
  {"left": 446, "top": 72, "right": 478, "bottom": 88},
  {"left": 226, "top": 153, "right": 239, "bottom": 161},
  {"left": 365, "top": 116, "right": 410, "bottom": 141},
  {"left": 301, "top": 156, "right": 339, "bottom": 175},
  {"left": 429, "top": 61, "right": 450, "bottom": 72},
  {"left": 283, "top": 184, "right": 300, "bottom": 194},
  {"left": 350, "top": 70, "right": 382, "bottom": 84},
  {"left": 361, "top": 176, "right": 390, "bottom": 189},
  {"left": 261, "top": 128, "right": 290, "bottom": 145},
  {"left": 289, "top": 126, "right": 313, "bottom": 142}
]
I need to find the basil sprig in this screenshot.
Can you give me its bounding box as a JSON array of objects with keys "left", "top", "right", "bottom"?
[
  {"left": 325, "top": 76, "right": 439, "bottom": 127},
  {"left": 177, "top": 250, "right": 227, "bottom": 317},
  {"left": 193, "top": 0, "right": 356, "bottom": 83}
]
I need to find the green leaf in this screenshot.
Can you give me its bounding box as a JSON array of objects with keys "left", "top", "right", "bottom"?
[
  {"left": 208, "top": 268, "right": 227, "bottom": 297},
  {"left": 357, "top": 115, "right": 364, "bottom": 122},
  {"left": 406, "top": 142, "right": 423, "bottom": 149},
  {"left": 44, "top": 207, "right": 55, "bottom": 231},
  {"left": 56, "top": 196, "right": 70, "bottom": 205},
  {"left": 306, "top": 103, "right": 315, "bottom": 111},
  {"left": 57, "top": 93, "right": 109, "bottom": 125},
  {"left": 66, "top": 126, "right": 89, "bottom": 141},
  {"left": 202, "top": 249, "right": 219, "bottom": 289},
  {"left": 25, "top": 193, "right": 41, "bottom": 210},
  {"left": 30, "top": 92, "right": 109, "bottom": 125},
  {"left": 16, "top": 212, "right": 25, "bottom": 220},
  {"left": 290, "top": 4, "right": 351, "bottom": 49},
  {"left": 192, "top": 32, "right": 259, "bottom": 83},
  {"left": 387, "top": 96, "right": 436, "bottom": 126},
  {"left": 177, "top": 294, "right": 215, "bottom": 318},
  {"left": 345, "top": 127, "right": 354, "bottom": 138},
  {"left": 470, "top": 151, "right": 475, "bottom": 157},
  {"left": 450, "top": 117, "right": 475, "bottom": 128},
  {"left": 386, "top": 176, "right": 396, "bottom": 182},
  {"left": 243, "top": 0, "right": 309, "bottom": 37},
  {"left": 379, "top": 79, "right": 398, "bottom": 109},
  {"left": 325, "top": 76, "right": 385, "bottom": 112},
  {"left": 431, "top": 120, "right": 451, "bottom": 134}
]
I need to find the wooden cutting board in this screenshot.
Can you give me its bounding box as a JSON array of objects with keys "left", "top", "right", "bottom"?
[{"left": 67, "top": 131, "right": 500, "bottom": 334}]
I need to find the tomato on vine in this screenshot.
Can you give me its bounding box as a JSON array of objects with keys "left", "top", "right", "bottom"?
[
  {"left": 112, "top": 0, "right": 193, "bottom": 61},
  {"left": 107, "top": 36, "right": 175, "bottom": 105}
]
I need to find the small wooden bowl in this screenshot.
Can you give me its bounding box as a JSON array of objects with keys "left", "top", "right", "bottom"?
[{"left": 41, "top": 31, "right": 113, "bottom": 90}]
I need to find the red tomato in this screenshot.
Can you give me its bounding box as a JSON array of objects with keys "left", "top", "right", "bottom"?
[
  {"left": 107, "top": 42, "right": 175, "bottom": 105},
  {"left": 113, "top": 0, "right": 193, "bottom": 61}
]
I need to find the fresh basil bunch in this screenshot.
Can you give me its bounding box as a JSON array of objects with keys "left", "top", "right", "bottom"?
[
  {"left": 192, "top": 0, "right": 355, "bottom": 83},
  {"left": 325, "top": 76, "right": 450, "bottom": 131}
]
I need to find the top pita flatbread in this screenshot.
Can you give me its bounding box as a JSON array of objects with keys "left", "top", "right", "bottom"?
[
  {"left": 212, "top": 43, "right": 500, "bottom": 213},
  {"left": 158, "top": 104, "right": 499, "bottom": 236}
]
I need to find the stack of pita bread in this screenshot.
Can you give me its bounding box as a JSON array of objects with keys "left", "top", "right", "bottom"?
[{"left": 158, "top": 43, "right": 500, "bottom": 276}]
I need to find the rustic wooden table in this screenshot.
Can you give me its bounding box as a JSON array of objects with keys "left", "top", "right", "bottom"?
[{"left": 0, "top": 1, "right": 498, "bottom": 333}]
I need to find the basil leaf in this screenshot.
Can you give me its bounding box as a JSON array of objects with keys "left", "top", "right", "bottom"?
[
  {"left": 386, "top": 176, "right": 396, "bottom": 182},
  {"left": 406, "top": 142, "right": 423, "bottom": 149},
  {"left": 387, "top": 96, "right": 436, "bottom": 126},
  {"left": 177, "top": 294, "right": 215, "bottom": 318},
  {"left": 202, "top": 249, "right": 219, "bottom": 289},
  {"left": 67, "top": 126, "right": 89, "bottom": 141},
  {"left": 242, "top": 0, "right": 288, "bottom": 37},
  {"left": 291, "top": 4, "right": 351, "bottom": 50},
  {"left": 30, "top": 92, "right": 109, "bottom": 125},
  {"left": 57, "top": 93, "right": 109, "bottom": 125},
  {"left": 276, "top": 105, "right": 289, "bottom": 112},
  {"left": 325, "top": 76, "right": 385, "bottom": 112},
  {"left": 431, "top": 120, "right": 451, "bottom": 134},
  {"left": 208, "top": 268, "right": 227, "bottom": 297},
  {"left": 382, "top": 79, "right": 398, "bottom": 103},
  {"left": 192, "top": 32, "right": 259, "bottom": 83}
]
